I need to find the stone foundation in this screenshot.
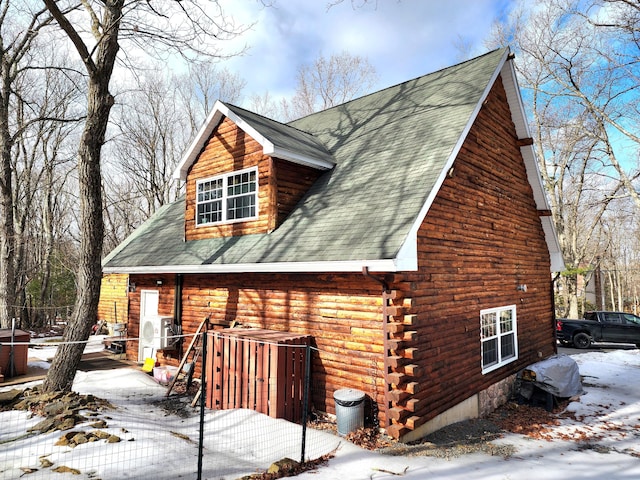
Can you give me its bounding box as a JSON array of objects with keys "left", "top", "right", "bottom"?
[{"left": 478, "top": 374, "right": 517, "bottom": 416}]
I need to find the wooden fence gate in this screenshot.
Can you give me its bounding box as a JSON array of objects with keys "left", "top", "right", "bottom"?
[{"left": 205, "top": 329, "right": 310, "bottom": 423}]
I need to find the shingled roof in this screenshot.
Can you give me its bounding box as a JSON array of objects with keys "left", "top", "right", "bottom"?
[{"left": 103, "top": 48, "right": 563, "bottom": 274}]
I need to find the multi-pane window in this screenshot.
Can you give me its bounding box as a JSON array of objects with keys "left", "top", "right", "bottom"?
[
  {"left": 196, "top": 168, "right": 257, "bottom": 226},
  {"left": 197, "top": 178, "right": 223, "bottom": 224},
  {"left": 480, "top": 305, "right": 518, "bottom": 374}
]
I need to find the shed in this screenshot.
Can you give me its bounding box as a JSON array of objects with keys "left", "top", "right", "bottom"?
[{"left": 0, "top": 329, "right": 29, "bottom": 378}]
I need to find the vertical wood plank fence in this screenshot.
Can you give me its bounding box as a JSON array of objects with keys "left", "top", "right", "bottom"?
[{"left": 206, "top": 329, "right": 310, "bottom": 423}]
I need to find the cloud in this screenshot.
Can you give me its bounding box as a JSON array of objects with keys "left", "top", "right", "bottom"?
[{"left": 217, "top": 0, "right": 511, "bottom": 105}]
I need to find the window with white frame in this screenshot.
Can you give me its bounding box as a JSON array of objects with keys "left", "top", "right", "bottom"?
[
  {"left": 196, "top": 168, "right": 258, "bottom": 226},
  {"left": 480, "top": 305, "right": 518, "bottom": 374}
]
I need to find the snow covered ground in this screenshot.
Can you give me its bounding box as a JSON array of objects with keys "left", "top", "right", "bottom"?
[
  {"left": 1, "top": 337, "right": 639, "bottom": 479},
  {"left": 300, "top": 349, "right": 640, "bottom": 480}
]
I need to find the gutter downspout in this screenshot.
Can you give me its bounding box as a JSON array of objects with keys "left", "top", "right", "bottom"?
[
  {"left": 362, "top": 267, "right": 392, "bottom": 430},
  {"left": 174, "top": 274, "right": 184, "bottom": 356},
  {"left": 552, "top": 272, "right": 561, "bottom": 354}
]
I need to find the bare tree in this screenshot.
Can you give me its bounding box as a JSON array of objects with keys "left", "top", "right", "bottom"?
[
  {"left": 102, "top": 177, "right": 147, "bottom": 255},
  {"left": 11, "top": 57, "right": 81, "bottom": 328},
  {"left": 289, "top": 51, "right": 378, "bottom": 119},
  {"left": 550, "top": 0, "right": 640, "bottom": 209},
  {"left": 489, "top": 0, "right": 640, "bottom": 316},
  {"left": 247, "top": 90, "right": 293, "bottom": 122},
  {"left": 176, "top": 63, "right": 246, "bottom": 133},
  {"left": 0, "top": 2, "right": 55, "bottom": 329},
  {"left": 32, "top": 64, "right": 80, "bottom": 327},
  {"left": 41, "top": 0, "right": 245, "bottom": 392},
  {"left": 248, "top": 51, "right": 378, "bottom": 122},
  {"left": 110, "top": 73, "right": 185, "bottom": 218},
  {"left": 41, "top": 0, "right": 122, "bottom": 392},
  {"left": 594, "top": 201, "right": 640, "bottom": 312}
]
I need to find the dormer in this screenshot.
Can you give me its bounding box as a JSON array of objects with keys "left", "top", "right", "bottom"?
[{"left": 174, "top": 102, "right": 334, "bottom": 241}]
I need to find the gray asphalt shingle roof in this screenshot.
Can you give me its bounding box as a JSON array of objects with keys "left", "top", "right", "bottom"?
[
  {"left": 103, "top": 48, "right": 509, "bottom": 273},
  {"left": 225, "top": 104, "right": 335, "bottom": 166}
]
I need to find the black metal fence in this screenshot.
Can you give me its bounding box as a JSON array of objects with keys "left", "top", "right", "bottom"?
[{"left": 0, "top": 332, "right": 343, "bottom": 479}]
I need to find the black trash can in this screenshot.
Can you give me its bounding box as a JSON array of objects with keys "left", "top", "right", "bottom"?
[{"left": 333, "top": 388, "right": 365, "bottom": 436}]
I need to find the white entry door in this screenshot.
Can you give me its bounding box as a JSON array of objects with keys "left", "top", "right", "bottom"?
[{"left": 138, "top": 290, "right": 159, "bottom": 362}]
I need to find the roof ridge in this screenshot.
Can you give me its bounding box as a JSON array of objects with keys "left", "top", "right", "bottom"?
[
  {"left": 288, "top": 47, "right": 507, "bottom": 125},
  {"left": 225, "top": 102, "right": 325, "bottom": 140}
]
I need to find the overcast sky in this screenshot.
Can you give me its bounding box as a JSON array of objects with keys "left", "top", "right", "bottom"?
[{"left": 217, "top": 0, "right": 513, "bottom": 104}]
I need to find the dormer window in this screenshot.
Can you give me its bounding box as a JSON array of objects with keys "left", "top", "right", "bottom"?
[{"left": 196, "top": 167, "right": 258, "bottom": 226}]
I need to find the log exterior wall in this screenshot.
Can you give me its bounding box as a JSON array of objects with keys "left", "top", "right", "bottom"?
[
  {"left": 382, "top": 76, "right": 556, "bottom": 438},
  {"left": 124, "top": 274, "right": 180, "bottom": 365},
  {"left": 184, "top": 118, "right": 322, "bottom": 240},
  {"left": 125, "top": 272, "right": 388, "bottom": 422},
  {"left": 122, "top": 76, "right": 555, "bottom": 440},
  {"left": 273, "top": 158, "right": 321, "bottom": 225}
]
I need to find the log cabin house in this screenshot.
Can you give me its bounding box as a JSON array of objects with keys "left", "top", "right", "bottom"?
[{"left": 101, "top": 48, "right": 564, "bottom": 442}]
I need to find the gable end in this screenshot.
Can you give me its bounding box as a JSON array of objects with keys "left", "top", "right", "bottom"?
[
  {"left": 184, "top": 118, "right": 325, "bottom": 241},
  {"left": 174, "top": 101, "right": 334, "bottom": 182}
]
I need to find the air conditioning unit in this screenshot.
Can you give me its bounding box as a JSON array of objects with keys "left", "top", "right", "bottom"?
[{"left": 140, "top": 316, "right": 173, "bottom": 350}]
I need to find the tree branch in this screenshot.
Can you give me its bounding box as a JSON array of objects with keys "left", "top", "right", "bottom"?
[{"left": 42, "top": 0, "right": 97, "bottom": 75}]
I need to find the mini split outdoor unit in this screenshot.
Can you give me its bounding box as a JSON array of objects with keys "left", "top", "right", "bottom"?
[{"left": 140, "top": 316, "right": 173, "bottom": 350}]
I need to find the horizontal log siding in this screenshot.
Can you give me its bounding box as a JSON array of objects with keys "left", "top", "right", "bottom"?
[
  {"left": 125, "top": 272, "right": 390, "bottom": 422},
  {"left": 385, "top": 77, "right": 555, "bottom": 438},
  {"left": 185, "top": 118, "right": 272, "bottom": 240},
  {"left": 182, "top": 273, "right": 388, "bottom": 418},
  {"left": 97, "top": 274, "right": 129, "bottom": 324},
  {"left": 274, "top": 158, "right": 323, "bottom": 224},
  {"left": 184, "top": 119, "right": 323, "bottom": 240},
  {"left": 124, "top": 274, "right": 177, "bottom": 364}
]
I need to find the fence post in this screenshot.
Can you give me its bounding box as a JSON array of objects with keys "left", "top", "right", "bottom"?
[
  {"left": 300, "top": 343, "right": 311, "bottom": 464},
  {"left": 197, "top": 331, "right": 207, "bottom": 480}
]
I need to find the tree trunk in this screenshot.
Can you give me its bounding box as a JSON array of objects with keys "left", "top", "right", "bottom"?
[
  {"left": 0, "top": 181, "right": 16, "bottom": 329},
  {"left": 0, "top": 91, "right": 16, "bottom": 329},
  {"left": 562, "top": 275, "right": 580, "bottom": 319},
  {"left": 39, "top": 165, "right": 55, "bottom": 326},
  {"left": 43, "top": 76, "right": 113, "bottom": 391},
  {"left": 42, "top": 0, "right": 122, "bottom": 392}
]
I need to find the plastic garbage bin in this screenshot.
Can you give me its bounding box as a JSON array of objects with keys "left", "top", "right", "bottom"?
[{"left": 334, "top": 388, "right": 365, "bottom": 436}]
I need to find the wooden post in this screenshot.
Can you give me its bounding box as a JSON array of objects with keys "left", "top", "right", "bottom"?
[
  {"left": 165, "top": 316, "right": 207, "bottom": 396},
  {"left": 382, "top": 290, "right": 392, "bottom": 429}
]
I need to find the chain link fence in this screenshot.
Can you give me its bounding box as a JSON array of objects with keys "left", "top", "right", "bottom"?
[{"left": 0, "top": 332, "right": 346, "bottom": 479}]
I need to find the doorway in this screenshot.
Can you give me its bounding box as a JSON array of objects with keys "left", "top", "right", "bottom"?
[{"left": 138, "top": 290, "right": 159, "bottom": 362}]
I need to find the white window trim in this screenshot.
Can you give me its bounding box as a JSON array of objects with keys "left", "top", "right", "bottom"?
[
  {"left": 195, "top": 167, "right": 258, "bottom": 227},
  {"left": 480, "top": 304, "right": 518, "bottom": 374}
]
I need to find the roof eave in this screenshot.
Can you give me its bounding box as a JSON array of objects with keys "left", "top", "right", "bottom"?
[
  {"left": 266, "top": 145, "right": 335, "bottom": 170},
  {"left": 541, "top": 216, "right": 566, "bottom": 272},
  {"left": 501, "top": 55, "right": 564, "bottom": 271},
  {"left": 173, "top": 101, "right": 225, "bottom": 181},
  {"left": 173, "top": 100, "right": 334, "bottom": 181},
  {"left": 394, "top": 48, "right": 564, "bottom": 274},
  {"left": 500, "top": 56, "right": 552, "bottom": 211},
  {"left": 102, "top": 257, "right": 417, "bottom": 275}
]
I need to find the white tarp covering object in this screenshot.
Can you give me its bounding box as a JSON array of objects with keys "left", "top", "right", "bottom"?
[{"left": 521, "top": 354, "right": 584, "bottom": 398}]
